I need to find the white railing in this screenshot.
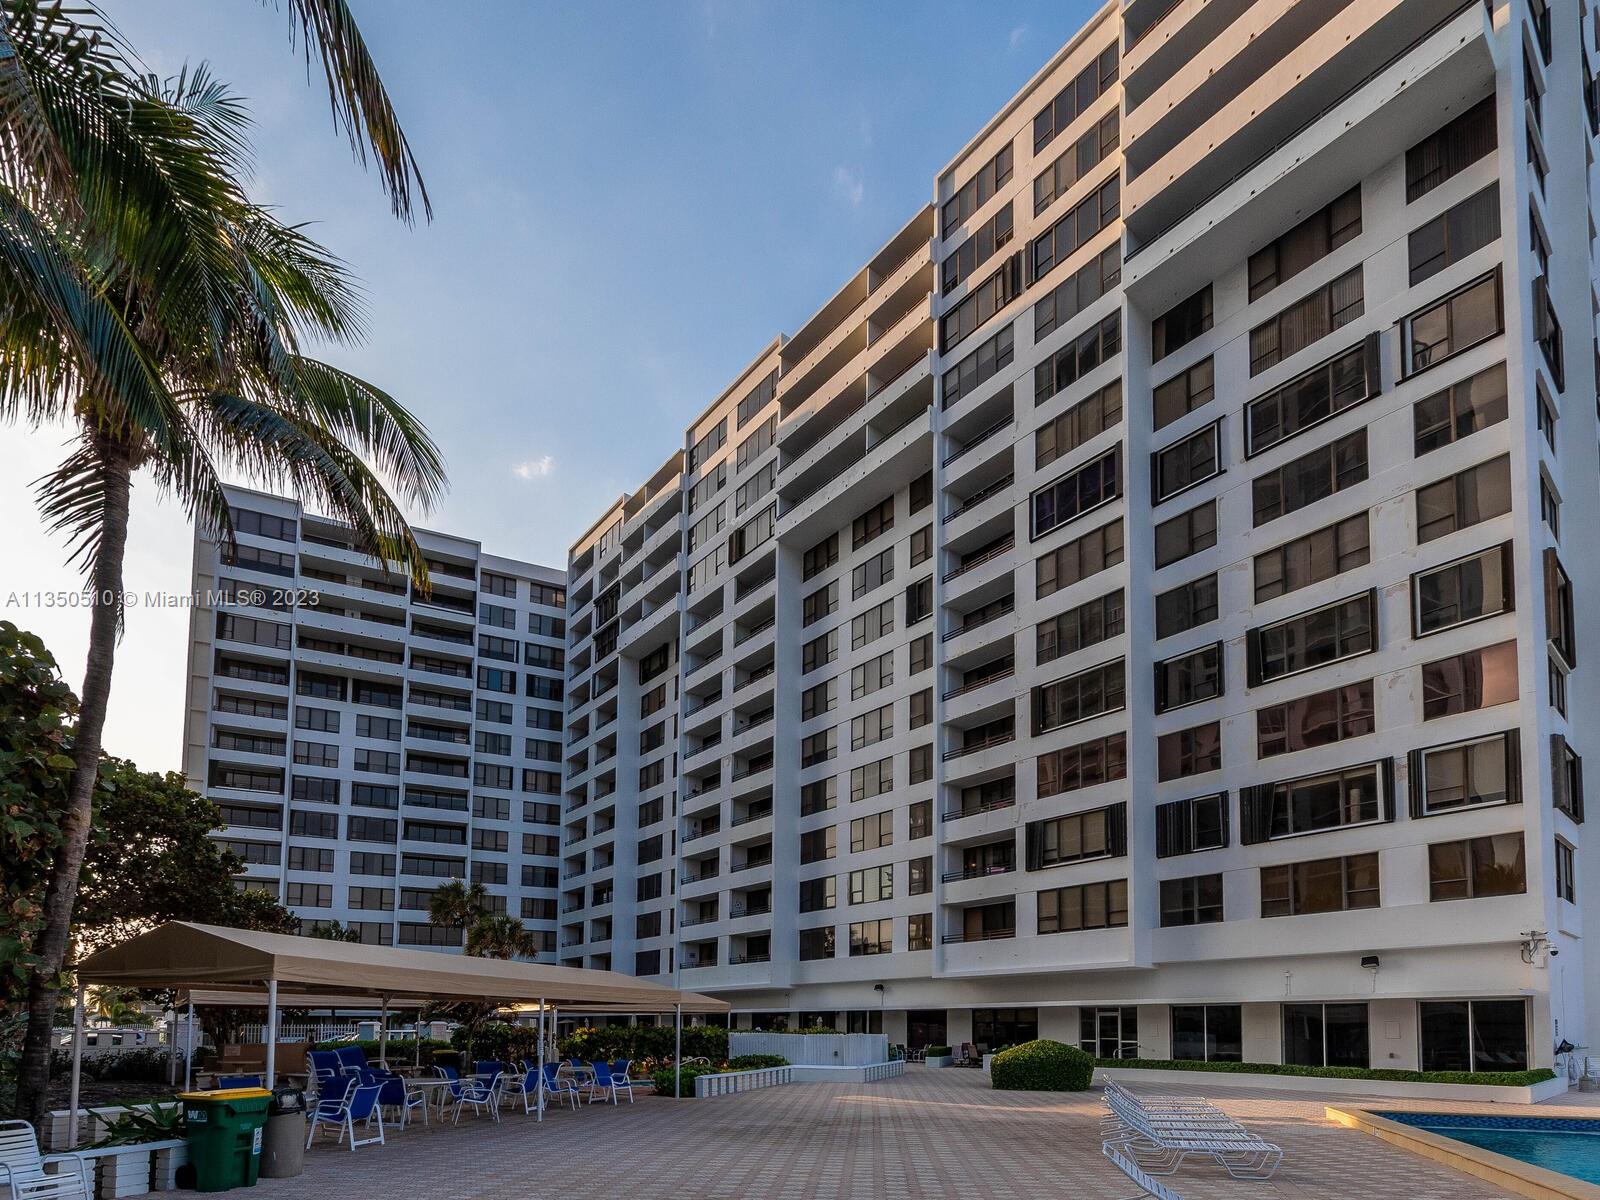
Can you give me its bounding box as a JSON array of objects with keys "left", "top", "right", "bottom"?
[
  {"left": 694, "top": 1065, "right": 794, "bottom": 1098},
  {"left": 863, "top": 1060, "right": 906, "bottom": 1082}
]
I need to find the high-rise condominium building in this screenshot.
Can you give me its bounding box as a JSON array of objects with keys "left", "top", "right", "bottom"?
[
  {"left": 560, "top": 0, "right": 1600, "bottom": 1072},
  {"left": 182, "top": 484, "right": 568, "bottom": 951}
]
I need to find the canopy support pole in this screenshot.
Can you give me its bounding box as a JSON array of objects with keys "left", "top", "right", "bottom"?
[
  {"left": 264, "top": 979, "right": 278, "bottom": 1087},
  {"left": 168, "top": 1003, "right": 178, "bottom": 1086},
  {"left": 66, "top": 982, "right": 85, "bottom": 1149},
  {"left": 184, "top": 999, "right": 194, "bottom": 1090},
  {"left": 535, "top": 998, "right": 546, "bottom": 1124},
  {"left": 674, "top": 1003, "right": 682, "bottom": 1101},
  {"left": 379, "top": 995, "right": 390, "bottom": 1069}
]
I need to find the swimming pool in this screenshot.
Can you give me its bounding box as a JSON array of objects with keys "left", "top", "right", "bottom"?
[{"left": 1385, "top": 1112, "right": 1600, "bottom": 1185}]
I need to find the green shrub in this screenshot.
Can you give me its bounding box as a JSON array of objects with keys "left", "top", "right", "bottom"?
[
  {"left": 650, "top": 1063, "right": 716, "bottom": 1097},
  {"left": 727, "top": 1054, "right": 788, "bottom": 1071},
  {"left": 92, "top": 1101, "right": 185, "bottom": 1147},
  {"left": 1095, "top": 1058, "right": 1556, "bottom": 1087},
  {"left": 925, "top": 1045, "right": 952, "bottom": 1057},
  {"left": 559, "top": 1024, "right": 727, "bottom": 1066},
  {"left": 991, "top": 1040, "right": 1095, "bottom": 1092}
]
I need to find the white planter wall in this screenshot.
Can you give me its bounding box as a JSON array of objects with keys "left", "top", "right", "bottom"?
[{"left": 729, "top": 1032, "right": 888, "bottom": 1067}]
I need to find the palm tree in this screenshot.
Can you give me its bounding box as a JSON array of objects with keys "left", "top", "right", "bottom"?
[
  {"left": 427, "top": 879, "right": 489, "bottom": 947},
  {"left": 0, "top": 12, "right": 447, "bottom": 1125},
  {"left": 467, "top": 914, "right": 539, "bottom": 962}
]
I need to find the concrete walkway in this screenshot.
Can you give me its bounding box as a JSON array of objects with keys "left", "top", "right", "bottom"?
[{"left": 152, "top": 1066, "right": 1583, "bottom": 1199}]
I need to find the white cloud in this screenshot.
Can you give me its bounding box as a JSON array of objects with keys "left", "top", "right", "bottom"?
[
  {"left": 1009, "top": 25, "right": 1029, "bottom": 50},
  {"left": 512, "top": 455, "right": 556, "bottom": 480},
  {"left": 833, "top": 165, "right": 865, "bottom": 208}
]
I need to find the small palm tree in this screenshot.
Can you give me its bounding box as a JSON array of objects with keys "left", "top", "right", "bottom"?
[
  {"left": 467, "top": 914, "right": 539, "bottom": 962},
  {"left": 1, "top": 11, "right": 446, "bottom": 1125},
  {"left": 427, "top": 879, "right": 489, "bottom": 946}
]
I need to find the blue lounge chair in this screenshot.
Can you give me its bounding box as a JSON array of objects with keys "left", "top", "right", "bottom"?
[
  {"left": 587, "top": 1060, "right": 633, "bottom": 1105},
  {"left": 306, "top": 1075, "right": 386, "bottom": 1150},
  {"left": 436, "top": 1065, "right": 499, "bottom": 1124},
  {"left": 217, "top": 1074, "right": 261, "bottom": 1089},
  {"left": 501, "top": 1065, "right": 539, "bottom": 1115}
]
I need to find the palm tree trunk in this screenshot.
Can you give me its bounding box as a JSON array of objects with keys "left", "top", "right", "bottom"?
[{"left": 16, "top": 440, "right": 132, "bottom": 1128}]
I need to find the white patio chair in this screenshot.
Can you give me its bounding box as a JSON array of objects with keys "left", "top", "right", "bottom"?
[
  {"left": 1102, "top": 1094, "right": 1283, "bottom": 1181},
  {"left": 1103, "top": 1141, "right": 1185, "bottom": 1200},
  {"left": 0, "top": 1121, "right": 92, "bottom": 1200}
]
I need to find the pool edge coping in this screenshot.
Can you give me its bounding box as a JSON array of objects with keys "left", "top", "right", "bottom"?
[{"left": 1327, "top": 1106, "right": 1600, "bottom": 1200}]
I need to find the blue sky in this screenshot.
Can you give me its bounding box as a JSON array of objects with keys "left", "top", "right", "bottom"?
[{"left": 0, "top": 0, "right": 1100, "bottom": 768}]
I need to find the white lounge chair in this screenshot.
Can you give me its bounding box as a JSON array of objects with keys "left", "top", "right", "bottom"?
[
  {"left": 0, "top": 1120, "right": 92, "bottom": 1200},
  {"left": 1103, "top": 1141, "right": 1185, "bottom": 1200},
  {"left": 1103, "top": 1090, "right": 1283, "bottom": 1180}
]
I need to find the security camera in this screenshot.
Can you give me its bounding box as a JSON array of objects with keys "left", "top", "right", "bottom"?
[{"left": 1550, "top": 948, "right": 1561, "bottom": 957}]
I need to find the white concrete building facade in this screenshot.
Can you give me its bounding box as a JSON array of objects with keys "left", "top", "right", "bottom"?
[
  {"left": 181, "top": 484, "right": 567, "bottom": 954},
  {"left": 558, "top": 0, "right": 1600, "bottom": 1075}
]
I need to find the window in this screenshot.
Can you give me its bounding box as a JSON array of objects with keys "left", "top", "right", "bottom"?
[
  {"left": 1420, "top": 364, "right": 1504, "bottom": 457},
  {"left": 848, "top": 864, "right": 894, "bottom": 905},
  {"left": 1032, "top": 43, "right": 1118, "bottom": 153},
  {"left": 1257, "top": 681, "right": 1374, "bottom": 759},
  {"left": 1155, "top": 575, "right": 1217, "bottom": 640},
  {"left": 1154, "top": 501, "right": 1216, "bottom": 569},
  {"left": 802, "top": 629, "right": 837, "bottom": 674},
  {"left": 851, "top": 651, "right": 894, "bottom": 699},
  {"left": 1036, "top": 732, "right": 1127, "bottom": 798},
  {"left": 1158, "top": 722, "right": 1221, "bottom": 781},
  {"left": 1036, "top": 519, "right": 1123, "bottom": 597},
  {"left": 909, "top": 689, "right": 932, "bottom": 730},
  {"left": 1252, "top": 430, "right": 1367, "bottom": 527},
  {"left": 1241, "top": 761, "right": 1391, "bottom": 842},
  {"left": 1033, "top": 109, "right": 1118, "bottom": 214},
  {"left": 1260, "top": 853, "right": 1379, "bottom": 916},
  {"left": 1409, "top": 184, "right": 1500, "bottom": 285},
  {"left": 941, "top": 142, "right": 1013, "bottom": 236},
  {"left": 852, "top": 548, "right": 894, "bottom": 599},
  {"left": 910, "top": 526, "right": 933, "bottom": 568},
  {"left": 1247, "top": 591, "right": 1376, "bottom": 686},
  {"left": 1155, "top": 794, "right": 1228, "bottom": 857},
  {"left": 1428, "top": 834, "right": 1527, "bottom": 900},
  {"left": 1037, "top": 589, "right": 1124, "bottom": 665},
  {"left": 216, "top": 613, "right": 290, "bottom": 650},
  {"left": 906, "top": 577, "right": 933, "bottom": 624},
  {"left": 1248, "top": 186, "right": 1361, "bottom": 301},
  {"left": 1033, "top": 245, "right": 1121, "bottom": 340},
  {"left": 229, "top": 505, "right": 297, "bottom": 541},
  {"left": 735, "top": 368, "right": 778, "bottom": 428},
  {"left": 1416, "top": 456, "right": 1511, "bottom": 543},
  {"left": 941, "top": 259, "right": 1022, "bottom": 353},
  {"left": 799, "top": 876, "right": 836, "bottom": 913},
  {"left": 1035, "top": 380, "right": 1121, "bottom": 468},
  {"left": 1025, "top": 804, "right": 1125, "bottom": 869},
  {"left": 909, "top": 633, "right": 933, "bottom": 675},
  {"left": 1406, "top": 96, "right": 1496, "bottom": 202},
  {"left": 1556, "top": 839, "right": 1576, "bottom": 903},
  {"left": 1246, "top": 337, "right": 1377, "bottom": 457},
  {"left": 290, "top": 809, "right": 339, "bottom": 839},
  {"left": 800, "top": 827, "right": 837, "bottom": 864},
  {"left": 1552, "top": 734, "right": 1585, "bottom": 823},
  {"left": 688, "top": 418, "right": 726, "bottom": 471},
  {"left": 907, "top": 913, "right": 933, "bottom": 951},
  {"left": 850, "top": 758, "right": 893, "bottom": 803},
  {"left": 1079, "top": 1007, "right": 1137, "bottom": 1059},
  {"left": 293, "top": 740, "right": 338, "bottom": 768},
  {"left": 1034, "top": 313, "right": 1121, "bottom": 403},
  {"left": 1030, "top": 448, "right": 1120, "bottom": 539},
  {"left": 1254, "top": 515, "right": 1369, "bottom": 603},
  {"left": 1153, "top": 644, "right": 1222, "bottom": 713},
  {"left": 735, "top": 414, "right": 776, "bottom": 469},
  {"left": 1413, "top": 542, "right": 1513, "bottom": 636},
  {"left": 941, "top": 324, "right": 1013, "bottom": 409},
  {"left": 1404, "top": 271, "right": 1502, "bottom": 376},
  {"left": 1032, "top": 658, "right": 1125, "bottom": 734},
  {"left": 942, "top": 201, "right": 1014, "bottom": 292},
  {"left": 910, "top": 472, "right": 932, "bottom": 514},
  {"left": 1152, "top": 421, "right": 1221, "bottom": 503},
  {"left": 285, "top": 883, "right": 332, "bottom": 908},
  {"left": 1159, "top": 876, "right": 1224, "bottom": 927},
  {"left": 1152, "top": 286, "right": 1213, "bottom": 362},
  {"left": 1545, "top": 549, "right": 1575, "bottom": 667},
  {"left": 803, "top": 533, "right": 839, "bottom": 580},
  {"left": 1038, "top": 879, "right": 1127, "bottom": 933},
  {"left": 851, "top": 599, "right": 894, "bottom": 649},
  {"left": 803, "top": 582, "right": 837, "bottom": 626},
  {"left": 853, "top": 498, "right": 895, "bottom": 549},
  {"left": 799, "top": 926, "right": 835, "bottom": 961},
  {"left": 799, "top": 779, "right": 835, "bottom": 817},
  {"left": 1027, "top": 174, "right": 1119, "bottom": 281},
  {"left": 1284, "top": 1003, "right": 1369, "bottom": 1068},
  {"left": 850, "top": 703, "right": 894, "bottom": 751},
  {"left": 909, "top": 797, "right": 933, "bottom": 836},
  {"left": 1420, "top": 999, "right": 1528, "bottom": 1073},
  {"left": 1249, "top": 268, "right": 1363, "bottom": 375},
  {"left": 799, "top": 729, "right": 835, "bottom": 767},
  {"left": 909, "top": 857, "right": 933, "bottom": 897},
  {"left": 1152, "top": 358, "right": 1215, "bottom": 431},
  {"left": 849, "top": 919, "right": 893, "bottom": 956},
  {"left": 1409, "top": 731, "right": 1520, "bottom": 817},
  {"left": 1533, "top": 275, "right": 1564, "bottom": 389},
  {"left": 801, "top": 678, "right": 836, "bottom": 721},
  {"left": 1171, "top": 1004, "right": 1242, "bottom": 1061}
]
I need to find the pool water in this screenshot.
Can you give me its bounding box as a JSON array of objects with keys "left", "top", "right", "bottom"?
[{"left": 1386, "top": 1112, "right": 1600, "bottom": 1185}]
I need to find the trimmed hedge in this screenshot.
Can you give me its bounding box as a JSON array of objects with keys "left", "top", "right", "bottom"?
[
  {"left": 651, "top": 1063, "right": 717, "bottom": 1097},
  {"left": 991, "top": 1040, "right": 1095, "bottom": 1092},
  {"left": 925, "top": 1045, "right": 952, "bottom": 1057},
  {"left": 1096, "top": 1058, "right": 1556, "bottom": 1087},
  {"left": 727, "top": 1054, "right": 788, "bottom": 1071}
]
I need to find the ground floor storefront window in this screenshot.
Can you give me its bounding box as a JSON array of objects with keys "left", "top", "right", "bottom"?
[
  {"left": 973, "top": 1007, "right": 1038, "bottom": 1049},
  {"left": 907, "top": 1010, "right": 947, "bottom": 1048},
  {"left": 1419, "top": 999, "right": 1528, "bottom": 1072},
  {"left": 1081, "top": 1006, "right": 1138, "bottom": 1059},
  {"left": 1171, "top": 1004, "right": 1242, "bottom": 1062},
  {"left": 1283, "top": 1002, "right": 1368, "bottom": 1068}
]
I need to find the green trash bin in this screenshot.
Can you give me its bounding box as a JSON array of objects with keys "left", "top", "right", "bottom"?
[{"left": 179, "top": 1087, "right": 272, "bottom": 1192}]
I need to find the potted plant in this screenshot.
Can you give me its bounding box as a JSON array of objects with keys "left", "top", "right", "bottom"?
[
  {"left": 91, "top": 1102, "right": 188, "bottom": 1197},
  {"left": 923, "top": 1045, "right": 955, "bottom": 1068}
]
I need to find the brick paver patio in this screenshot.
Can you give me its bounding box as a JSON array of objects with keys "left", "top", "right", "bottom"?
[{"left": 154, "top": 1067, "right": 1586, "bottom": 1198}]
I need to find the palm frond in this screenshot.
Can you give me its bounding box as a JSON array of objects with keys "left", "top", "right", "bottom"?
[{"left": 282, "top": 0, "right": 431, "bottom": 224}]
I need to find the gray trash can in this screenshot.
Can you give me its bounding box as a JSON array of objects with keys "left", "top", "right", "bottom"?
[{"left": 261, "top": 1085, "right": 306, "bottom": 1178}]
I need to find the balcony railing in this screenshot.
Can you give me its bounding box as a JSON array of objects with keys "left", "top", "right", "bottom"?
[
  {"left": 943, "top": 537, "right": 1014, "bottom": 583},
  {"left": 942, "top": 794, "right": 1017, "bottom": 821},
  {"left": 943, "top": 728, "right": 1016, "bottom": 761},
  {"left": 943, "top": 656, "right": 1016, "bottom": 701},
  {"left": 728, "top": 952, "right": 772, "bottom": 965},
  {"left": 942, "top": 417, "right": 1011, "bottom": 467},
  {"left": 941, "top": 927, "right": 1016, "bottom": 944},
  {"left": 942, "top": 598, "right": 1014, "bottom": 643},
  {"left": 942, "top": 862, "right": 1016, "bottom": 883},
  {"left": 943, "top": 474, "right": 1014, "bottom": 524}
]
